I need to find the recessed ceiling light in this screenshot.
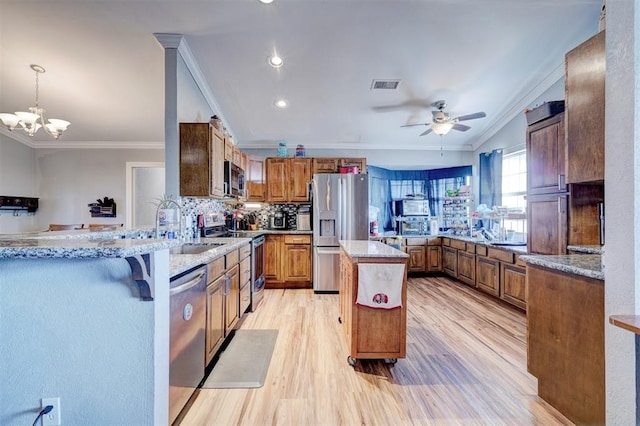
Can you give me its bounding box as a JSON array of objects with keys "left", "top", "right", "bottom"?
[
  {"left": 259, "top": 0, "right": 273, "bottom": 3},
  {"left": 274, "top": 99, "right": 288, "bottom": 108},
  {"left": 268, "top": 55, "right": 283, "bottom": 68}
]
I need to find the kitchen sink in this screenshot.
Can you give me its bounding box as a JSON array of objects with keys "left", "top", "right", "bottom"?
[{"left": 170, "top": 242, "right": 226, "bottom": 255}]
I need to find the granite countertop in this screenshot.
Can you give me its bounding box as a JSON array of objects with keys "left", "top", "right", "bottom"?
[
  {"left": 228, "top": 229, "right": 313, "bottom": 238},
  {"left": 567, "top": 244, "right": 604, "bottom": 254},
  {"left": 0, "top": 237, "right": 179, "bottom": 259},
  {"left": 370, "top": 233, "right": 527, "bottom": 254},
  {"left": 519, "top": 254, "right": 603, "bottom": 280},
  {"left": 0, "top": 227, "right": 156, "bottom": 240},
  {"left": 169, "top": 237, "right": 252, "bottom": 277},
  {"left": 340, "top": 240, "right": 409, "bottom": 258}
]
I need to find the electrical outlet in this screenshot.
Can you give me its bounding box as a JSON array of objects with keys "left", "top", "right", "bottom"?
[{"left": 41, "top": 397, "right": 61, "bottom": 426}]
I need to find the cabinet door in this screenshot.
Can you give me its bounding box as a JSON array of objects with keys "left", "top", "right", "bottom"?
[
  {"left": 210, "top": 128, "right": 225, "bottom": 197},
  {"left": 566, "top": 31, "right": 605, "bottom": 184},
  {"left": 205, "top": 276, "right": 225, "bottom": 365},
  {"left": 526, "top": 113, "right": 566, "bottom": 195},
  {"left": 283, "top": 243, "right": 312, "bottom": 284},
  {"left": 457, "top": 251, "right": 476, "bottom": 286},
  {"left": 289, "top": 158, "right": 312, "bottom": 202},
  {"left": 500, "top": 263, "right": 526, "bottom": 310},
  {"left": 527, "top": 193, "right": 568, "bottom": 254},
  {"left": 442, "top": 246, "right": 457, "bottom": 277},
  {"left": 426, "top": 246, "right": 442, "bottom": 272},
  {"left": 265, "top": 235, "right": 282, "bottom": 282},
  {"left": 225, "top": 264, "right": 240, "bottom": 334},
  {"left": 266, "top": 158, "right": 288, "bottom": 203},
  {"left": 405, "top": 246, "right": 425, "bottom": 272},
  {"left": 246, "top": 155, "right": 265, "bottom": 201},
  {"left": 313, "top": 158, "right": 339, "bottom": 174},
  {"left": 232, "top": 145, "right": 241, "bottom": 167},
  {"left": 179, "top": 123, "right": 210, "bottom": 197},
  {"left": 224, "top": 138, "right": 233, "bottom": 162},
  {"left": 476, "top": 256, "right": 500, "bottom": 297},
  {"left": 339, "top": 158, "right": 367, "bottom": 174}
]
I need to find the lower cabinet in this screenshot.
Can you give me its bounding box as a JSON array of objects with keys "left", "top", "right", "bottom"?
[
  {"left": 476, "top": 256, "right": 500, "bottom": 297},
  {"left": 224, "top": 263, "right": 240, "bottom": 334},
  {"left": 239, "top": 244, "right": 251, "bottom": 317},
  {"left": 442, "top": 246, "right": 458, "bottom": 277},
  {"left": 405, "top": 245, "right": 426, "bottom": 272},
  {"left": 457, "top": 250, "right": 475, "bottom": 286},
  {"left": 205, "top": 256, "right": 226, "bottom": 366},
  {"left": 265, "top": 234, "right": 312, "bottom": 288},
  {"left": 500, "top": 262, "right": 527, "bottom": 309},
  {"left": 426, "top": 245, "right": 442, "bottom": 272}
]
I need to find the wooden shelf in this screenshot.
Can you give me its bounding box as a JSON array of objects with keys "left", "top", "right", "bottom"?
[{"left": 609, "top": 315, "right": 640, "bottom": 334}]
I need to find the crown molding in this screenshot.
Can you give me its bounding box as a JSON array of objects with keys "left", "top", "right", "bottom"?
[
  {"left": 472, "top": 62, "right": 565, "bottom": 151},
  {"left": 30, "top": 140, "right": 164, "bottom": 149},
  {"left": 239, "top": 141, "right": 475, "bottom": 151},
  {"left": 0, "top": 127, "right": 36, "bottom": 148},
  {"left": 153, "top": 33, "right": 183, "bottom": 49}
]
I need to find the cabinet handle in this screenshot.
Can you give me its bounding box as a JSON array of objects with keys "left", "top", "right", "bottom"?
[{"left": 558, "top": 174, "right": 564, "bottom": 189}]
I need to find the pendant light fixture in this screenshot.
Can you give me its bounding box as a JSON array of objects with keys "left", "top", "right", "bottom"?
[{"left": 0, "top": 64, "right": 70, "bottom": 139}]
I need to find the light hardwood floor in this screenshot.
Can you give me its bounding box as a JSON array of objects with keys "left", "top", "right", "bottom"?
[{"left": 181, "top": 275, "right": 572, "bottom": 425}]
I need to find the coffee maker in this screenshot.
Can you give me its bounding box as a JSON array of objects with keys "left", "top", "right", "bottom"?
[{"left": 269, "top": 210, "right": 288, "bottom": 229}]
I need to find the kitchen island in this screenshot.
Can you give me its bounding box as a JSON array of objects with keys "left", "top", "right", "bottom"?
[
  {"left": 520, "top": 253, "right": 604, "bottom": 425},
  {"left": 0, "top": 232, "right": 250, "bottom": 426},
  {"left": 339, "top": 240, "right": 408, "bottom": 366}
]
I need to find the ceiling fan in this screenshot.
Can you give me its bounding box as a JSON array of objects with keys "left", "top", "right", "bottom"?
[{"left": 401, "top": 100, "right": 486, "bottom": 136}]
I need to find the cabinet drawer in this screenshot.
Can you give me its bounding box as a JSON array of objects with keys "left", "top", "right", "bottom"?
[
  {"left": 226, "top": 249, "right": 239, "bottom": 266},
  {"left": 488, "top": 247, "right": 514, "bottom": 263},
  {"left": 207, "top": 256, "right": 226, "bottom": 281},
  {"left": 442, "top": 238, "right": 451, "bottom": 246},
  {"left": 515, "top": 255, "right": 527, "bottom": 267},
  {"left": 466, "top": 243, "right": 476, "bottom": 254},
  {"left": 240, "top": 256, "right": 251, "bottom": 285},
  {"left": 404, "top": 237, "right": 426, "bottom": 246},
  {"left": 450, "top": 239, "right": 466, "bottom": 250},
  {"left": 239, "top": 243, "right": 251, "bottom": 260},
  {"left": 284, "top": 234, "right": 311, "bottom": 245},
  {"left": 476, "top": 245, "right": 488, "bottom": 256},
  {"left": 240, "top": 281, "right": 251, "bottom": 315},
  {"left": 427, "top": 237, "right": 441, "bottom": 246}
]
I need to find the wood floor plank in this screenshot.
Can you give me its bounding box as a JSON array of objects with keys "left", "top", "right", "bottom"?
[{"left": 181, "top": 276, "right": 573, "bottom": 425}]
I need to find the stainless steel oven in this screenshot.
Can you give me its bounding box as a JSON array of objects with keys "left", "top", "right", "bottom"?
[
  {"left": 397, "top": 216, "right": 430, "bottom": 235},
  {"left": 395, "top": 199, "right": 430, "bottom": 216},
  {"left": 251, "top": 235, "right": 265, "bottom": 311}
]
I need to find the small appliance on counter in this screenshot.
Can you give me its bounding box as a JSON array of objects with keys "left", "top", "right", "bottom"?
[
  {"left": 269, "top": 210, "right": 288, "bottom": 229},
  {"left": 297, "top": 206, "right": 311, "bottom": 231}
]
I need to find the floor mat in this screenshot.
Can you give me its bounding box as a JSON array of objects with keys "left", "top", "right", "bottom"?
[{"left": 202, "top": 329, "right": 278, "bottom": 389}]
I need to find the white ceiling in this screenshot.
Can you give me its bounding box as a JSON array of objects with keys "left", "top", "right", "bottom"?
[{"left": 0, "top": 0, "right": 601, "bottom": 154}]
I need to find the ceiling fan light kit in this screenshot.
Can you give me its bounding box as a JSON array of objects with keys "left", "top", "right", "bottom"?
[
  {"left": 401, "top": 99, "right": 485, "bottom": 139},
  {"left": 0, "top": 64, "right": 70, "bottom": 139}
]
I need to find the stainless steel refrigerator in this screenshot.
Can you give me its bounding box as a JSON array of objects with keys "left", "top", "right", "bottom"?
[{"left": 312, "top": 173, "right": 369, "bottom": 292}]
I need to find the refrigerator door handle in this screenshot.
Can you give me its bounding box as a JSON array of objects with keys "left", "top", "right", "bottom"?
[
  {"left": 326, "top": 176, "right": 331, "bottom": 211},
  {"left": 339, "top": 177, "right": 346, "bottom": 240}
]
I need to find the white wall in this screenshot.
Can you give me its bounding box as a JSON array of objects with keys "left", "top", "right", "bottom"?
[
  {"left": 34, "top": 148, "right": 163, "bottom": 230},
  {"left": 177, "top": 53, "right": 214, "bottom": 124},
  {"left": 0, "top": 135, "right": 39, "bottom": 233}
]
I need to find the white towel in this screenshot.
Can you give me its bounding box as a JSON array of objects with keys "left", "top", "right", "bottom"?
[{"left": 356, "top": 263, "right": 405, "bottom": 310}]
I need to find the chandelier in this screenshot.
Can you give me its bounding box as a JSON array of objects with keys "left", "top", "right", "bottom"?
[{"left": 0, "top": 64, "right": 70, "bottom": 139}]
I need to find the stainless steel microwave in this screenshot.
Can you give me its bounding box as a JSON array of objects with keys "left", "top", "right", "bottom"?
[
  {"left": 395, "top": 199, "right": 430, "bottom": 216},
  {"left": 224, "top": 161, "right": 245, "bottom": 197}
]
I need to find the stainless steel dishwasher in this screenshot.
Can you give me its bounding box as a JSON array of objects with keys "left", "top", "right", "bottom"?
[{"left": 169, "top": 265, "right": 207, "bottom": 424}]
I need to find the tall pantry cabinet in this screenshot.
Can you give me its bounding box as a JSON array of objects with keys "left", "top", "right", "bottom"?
[{"left": 526, "top": 113, "right": 568, "bottom": 255}]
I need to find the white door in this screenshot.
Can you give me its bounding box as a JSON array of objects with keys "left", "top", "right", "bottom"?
[{"left": 126, "top": 162, "right": 165, "bottom": 228}]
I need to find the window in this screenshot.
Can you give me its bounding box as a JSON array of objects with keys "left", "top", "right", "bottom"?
[
  {"left": 501, "top": 149, "right": 526, "bottom": 232},
  {"left": 430, "top": 176, "right": 470, "bottom": 219}
]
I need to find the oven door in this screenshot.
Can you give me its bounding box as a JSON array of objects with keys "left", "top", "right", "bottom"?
[{"left": 399, "top": 218, "right": 428, "bottom": 235}]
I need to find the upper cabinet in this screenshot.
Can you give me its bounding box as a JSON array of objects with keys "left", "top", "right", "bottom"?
[
  {"left": 527, "top": 113, "right": 566, "bottom": 196},
  {"left": 565, "top": 31, "right": 605, "bottom": 184},
  {"left": 265, "top": 158, "right": 312, "bottom": 203},
  {"left": 246, "top": 155, "right": 266, "bottom": 202},
  {"left": 312, "top": 157, "right": 368, "bottom": 174},
  {"left": 179, "top": 123, "right": 225, "bottom": 198}
]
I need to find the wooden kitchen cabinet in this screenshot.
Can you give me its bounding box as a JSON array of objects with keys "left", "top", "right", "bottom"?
[
  {"left": 265, "top": 234, "right": 312, "bottom": 288},
  {"left": 339, "top": 158, "right": 367, "bottom": 173},
  {"left": 501, "top": 261, "right": 526, "bottom": 310},
  {"left": 565, "top": 30, "right": 605, "bottom": 184},
  {"left": 313, "top": 158, "right": 339, "bottom": 174},
  {"left": 457, "top": 250, "right": 476, "bottom": 287},
  {"left": 239, "top": 243, "right": 252, "bottom": 317},
  {"left": 442, "top": 246, "right": 458, "bottom": 277},
  {"left": 526, "top": 264, "right": 604, "bottom": 425},
  {"left": 265, "top": 158, "right": 312, "bottom": 202},
  {"left": 476, "top": 255, "right": 500, "bottom": 297},
  {"left": 246, "top": 155, "right": 265, "bottom": 202},
  {"left": 179, "top": 123, "right": 225, "bottom": 198},
  {"left": 526, "top": 113, "right": 566, "bottom": 196},
  {"left": 405, "top": 246, "right": 426, "bottom": 272},
  {"left": 426, "top": 245, "right": 442, "bottom": 272},
  {"left": 224, "top": 138, "right": 233, "bottom": 162},
  {"left": 527, "top": 193, "right": 568, "bottom": 255},
  {"left": 205, "top": 256, "right": 226, "bottom": 366},
  {"left": 283, "top": 234, "right": 312, "bottom": 286},
  {"left": 225, "top": 263, "right": 240, "bottom": 334},
  {"left": 232, "top": 145, "right": 241, "bottom": 167}
]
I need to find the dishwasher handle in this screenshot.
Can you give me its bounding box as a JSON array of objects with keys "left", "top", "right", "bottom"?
[{"left": 169, "top": 270, "right": 206, "bottom": 296}]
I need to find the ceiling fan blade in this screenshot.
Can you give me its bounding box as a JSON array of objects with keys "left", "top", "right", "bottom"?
[
  {"left": 419, "top": 128, "right": 433, "bottom": 136},
  {"left": 452, "top": 123, "right": 471, "bottom": 132},
  {"left": 401, "top": 123, "right": 429, "bottom": 128},
  {"left": 455, "top": 111, "right": 486, "bottom": 122}
]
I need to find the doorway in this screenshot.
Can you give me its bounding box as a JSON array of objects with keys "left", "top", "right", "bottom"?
[{"left": 126, "top": 162, "right": 165, "bottom": 228}]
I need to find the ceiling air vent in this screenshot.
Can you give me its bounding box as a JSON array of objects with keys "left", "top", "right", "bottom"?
[{"left": 371, "top": 79, "right": 400, "bottom": 90}]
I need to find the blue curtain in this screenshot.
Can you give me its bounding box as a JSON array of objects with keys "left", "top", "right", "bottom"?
[{"left": 479, "top": 149, "right": 503, "bottom": 208}]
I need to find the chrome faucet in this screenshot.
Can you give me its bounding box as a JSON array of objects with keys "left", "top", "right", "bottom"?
[{"left": 155, "top": 198, "right": 183, "bottom": 239}]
